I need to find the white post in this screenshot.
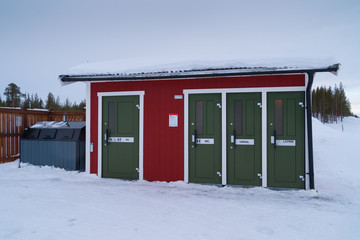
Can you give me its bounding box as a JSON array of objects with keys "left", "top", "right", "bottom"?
[
  {"left": 262, "top": 91, "right": 267, "bottom": 187},
  {"left": 184, "top": 92, "right": 189, "bottom": 183}
]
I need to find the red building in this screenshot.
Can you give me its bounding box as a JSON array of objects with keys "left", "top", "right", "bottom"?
[{"left": 60, "top": 61, "right": 339, "bottom": 189}]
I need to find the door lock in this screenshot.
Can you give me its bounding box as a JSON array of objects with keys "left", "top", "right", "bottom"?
[
  {"left": 257, "top": 173, "right": 262, "bottom": 179},
  {"left": 299, "top": 175, "right": 305, "bottom": 181},
  {"left": 216, "top": 172, "right": 222, "bottom": 177}
]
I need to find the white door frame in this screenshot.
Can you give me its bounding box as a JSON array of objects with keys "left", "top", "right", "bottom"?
[
  {"left": 183, "top": 86, "right": 307, "bottom": 188},
  {"left": 85, "top": 82, "right": 91, "bottom": 173},
  {"left": 97, "top": 91, "right": 145, "bottom": 179}
]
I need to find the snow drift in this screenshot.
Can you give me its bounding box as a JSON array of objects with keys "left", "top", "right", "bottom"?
[{"left": 0, "top": 117, "right": 359, "bottom": 240}]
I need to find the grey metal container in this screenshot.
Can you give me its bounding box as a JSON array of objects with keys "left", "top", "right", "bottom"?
[{"left": 20, "top": 121, "right": 85, "bottom": 171}]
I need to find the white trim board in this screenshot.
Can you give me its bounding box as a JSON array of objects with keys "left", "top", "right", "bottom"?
[
  {"left": 221, "top": 92, "right": 227, "bottom": 185},
  {"left": 261, "top": 91, "right": 267, "bottom": 187},
  {"left": 97, "top": 91, "right": 145, "bottom": 180},
  {"left": 183, "top": 92, "right": 189, "bottom": 183},
  {"left": 183, "top": 86, "right": 306, "bottom": 94},
  {"left": 183, "top": 86, "right": 307, "bottom": 188},
  {"left": 85, "top": 82, "right": 91, "bottom": 174}
]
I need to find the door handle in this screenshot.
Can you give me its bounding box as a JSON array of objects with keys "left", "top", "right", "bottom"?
[
  {"left": 274, "top": 129, "right": 277, "bottom": 149},
  {"left": 105, "top": 128, "right": 109, "bottom": 145},
  {"left": 193, "top": 129, "right": 197, "bottom": 148},
  {"left": 233, "top": 129, "right": 236, "bottom": 149}
]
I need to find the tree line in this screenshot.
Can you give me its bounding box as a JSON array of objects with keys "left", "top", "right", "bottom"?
[
  {"left": 0, "top": 83, "right": 85, "bottom": 111},
  {"left": 312, "top": 82, "right": 353, "bottom": 123},
  {"left": 1, "top": 82, "right": 353, "bottom": 120}
]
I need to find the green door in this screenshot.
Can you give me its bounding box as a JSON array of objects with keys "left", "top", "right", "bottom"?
[
  {"left": 227, "top": 93, "right": 262, "bottom": 186},
  {"left": 189, "top": 94, "right": 222, "bottom": 184},
  {"left": 102, "top": 95, "right": 139, "bottom": 179},
  {"left": 267, "top": 92, "right": 305, "bottom": 189}
]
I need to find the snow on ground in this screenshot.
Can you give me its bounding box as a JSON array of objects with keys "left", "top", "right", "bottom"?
[{"left": 1, "top": 117, "right": 359, "bottom": 240}]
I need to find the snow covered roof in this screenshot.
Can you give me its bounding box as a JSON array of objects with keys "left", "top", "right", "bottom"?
[{"left": 59, "top": 58, "right": 340, "bottom": 84}]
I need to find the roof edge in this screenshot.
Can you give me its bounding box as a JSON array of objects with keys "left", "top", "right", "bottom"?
[{"left": 59, "top": 63, "right": 340, "bottom": 83}]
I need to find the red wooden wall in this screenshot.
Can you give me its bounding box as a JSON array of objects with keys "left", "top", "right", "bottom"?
[{"left": 90, "top": 74, "right": 305, "bottom": 181}]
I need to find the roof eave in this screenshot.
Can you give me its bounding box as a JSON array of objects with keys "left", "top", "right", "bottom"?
[{"left": 59, "top": 63, "right": 340, "bottom": 83}]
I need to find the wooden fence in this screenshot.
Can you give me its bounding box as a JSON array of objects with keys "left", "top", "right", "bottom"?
[{"left": 0, "top": 108, "right": 85, "bottom": 163}]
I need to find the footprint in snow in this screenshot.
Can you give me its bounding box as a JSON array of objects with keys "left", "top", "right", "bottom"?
[{"left": 68, "top": 218, "right": 76, "bottom": 226}]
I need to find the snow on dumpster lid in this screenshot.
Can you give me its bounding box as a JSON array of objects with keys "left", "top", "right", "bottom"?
[
  {"left": 59, "top": 57, "right": 340, "bottom": 84},
  {"left": 30, "top": 121, "right": 85, "bottom": 129}
]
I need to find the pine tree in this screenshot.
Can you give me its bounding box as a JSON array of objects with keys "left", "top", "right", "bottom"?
[
  {"left": 4, "top": 83, "right": 24, "bottom": 107},
  {"left": 2, "top": 83, "right": 87, "bottom": 111},
  {"left": 334, "top": 84, "right": 340, "bottom": 123},
  {"left": 79, "top": 99, "right": 86, "bottom": 110},
  {"left": 63, "top": 98, "right": 72, "bottom": 111},
  {"left": 0, "top": 95, "right": 5, "bottom": 107},
  {"left": 338, "top": 82, "right": 352, "bottom": 121},
  {"left": 22, "top": 94, "right": 31, "bottom": 108},
  {"left": 313, "top": 86, "right": 320, "bottom": 119},
  {"left": 71, "top": 99, "right": 86, "bottom": 110},
  {"left": 325, "top": 87, "right": 333, "bottom": 122},
  {"left": 311, "top": 82, "right": 352, "bottom": 123},
  {"left": 30, "top": 94, "right": 42, "bottom": 109},
  {"left": 45, "top": 92, "right": 56, "bottom": 110},
  {"left": 39, "top": 99, "right": 44, "bottom": 109},
  {"left": 319, "top": 86, "right": 327, "bottom": 122},
  {"left": 312, "top": 89, "right": 317, "bottom": 118},
  {"left": 55, "top": 96, "right": 61, "bottom": 110}
]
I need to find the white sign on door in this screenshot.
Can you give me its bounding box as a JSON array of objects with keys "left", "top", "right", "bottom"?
[
  {"left": 235, "top": 139, "right": 255, "bottom": 145},
  {"left": 108, "top": 137, "right": 134, "bottom": 143},
  {"left": 196, "top": 138, "right": 215, "bottom": 144},
  {"left": 276, "top": 140, "right": 296, "bottom": 146},
  {"left": 169, "top": 114, "right": 178, "bottom": 127}
]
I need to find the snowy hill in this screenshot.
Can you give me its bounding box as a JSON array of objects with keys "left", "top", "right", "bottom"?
[
  {"left": 1, "top": 117, "right": 359, "bottom": 240},
  {"left": 313, "top": 117, "right": 360, "bottom": 195}
]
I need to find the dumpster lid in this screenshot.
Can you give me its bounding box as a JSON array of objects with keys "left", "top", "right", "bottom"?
[
  {"left": 30, "top": 121, "right": 85, "bottom": 129},
  {"left": 39, "top": 129, "right": 57, "bottom": 139},
  {"left": 23, "top": 128, "right": 41, "bottom": 139}
]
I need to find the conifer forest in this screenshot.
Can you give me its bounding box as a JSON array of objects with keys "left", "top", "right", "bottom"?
[
  {"left": 0, "top": 83, "right": 85, "bottom": 111},
  {"left": 312, "top": 82, "right": 354, "bottom": 123},
  {"left": 0, "top": 82, "right": 354, "bottom": 121}
]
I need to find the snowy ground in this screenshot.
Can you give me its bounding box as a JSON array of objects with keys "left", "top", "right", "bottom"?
[{"left": 1, "top": 117, "right": 359, "bottom": 240}]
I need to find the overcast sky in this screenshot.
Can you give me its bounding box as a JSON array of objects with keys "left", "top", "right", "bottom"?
[{"left": 1, "top": 0, "right": 359, "bottom": 114}]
